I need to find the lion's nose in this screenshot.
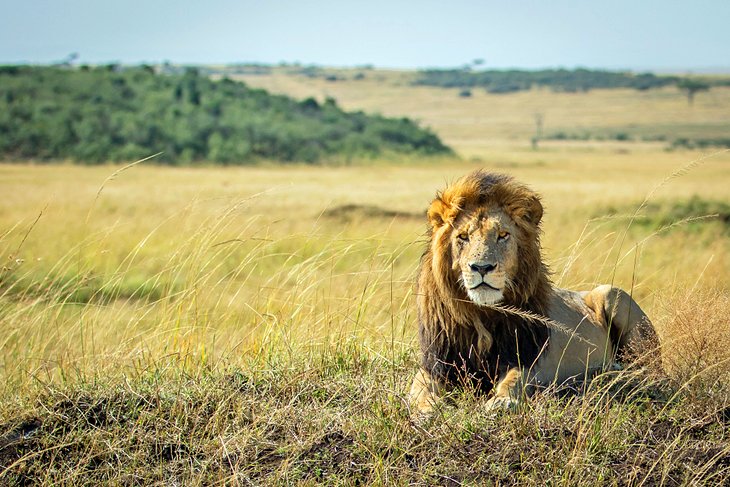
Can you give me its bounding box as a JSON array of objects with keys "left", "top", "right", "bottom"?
[{"left": 470, "top": 262, "right": 496, "bottom": 276}]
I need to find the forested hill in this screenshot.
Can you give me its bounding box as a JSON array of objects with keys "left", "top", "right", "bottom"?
[{"left": 0, "top": 65, "right": 451, "bottom": 164}]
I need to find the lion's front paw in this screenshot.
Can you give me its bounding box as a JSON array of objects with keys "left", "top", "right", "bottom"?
[
  {"left": 411, "top": 408, "right": 434, "bottom": 427},
  {"left": 484, "top": 395, "right": 519, "bottom": 412}
]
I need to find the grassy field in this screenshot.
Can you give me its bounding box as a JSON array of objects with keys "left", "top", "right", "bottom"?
[
  {"left": 1, "top": 70, "right": 729, "bottom": 484},
  {"left": 234, "top": 68, "right": 730, "bottom": 156}
]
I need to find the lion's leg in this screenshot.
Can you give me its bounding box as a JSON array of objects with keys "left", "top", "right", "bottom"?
[
  {"left": 409, "top": 368, "right": 445, "bottom": 417},
  {"left": 583, "top": 284, "right": 658, "bottom": 362},
  {"left": 484, "top": 367, "right": 523, "bottom": 411}
]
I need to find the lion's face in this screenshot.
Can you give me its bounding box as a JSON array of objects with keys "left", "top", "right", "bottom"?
[
  {"left": 450, "top": 208, "right": 519, "bottom": 306},
  {"left": 425, "top": 171, "right": 544, "bottom": 309}
]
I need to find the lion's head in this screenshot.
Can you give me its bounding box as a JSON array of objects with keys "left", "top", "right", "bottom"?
[{"left": 424, "top": 171, "right": 547, "bottom": 310}]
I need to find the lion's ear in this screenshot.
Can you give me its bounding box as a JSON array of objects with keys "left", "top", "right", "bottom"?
[
  {"left": 523, "top": 195, "right": 543, "bottom": 225},
  {"left": 427, "top": 197, "right": 449, "bottom": 228}
]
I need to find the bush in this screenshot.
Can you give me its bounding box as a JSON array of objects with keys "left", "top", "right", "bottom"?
[{"left": 414, "top": 68, "right": 679, "bottom": 93}]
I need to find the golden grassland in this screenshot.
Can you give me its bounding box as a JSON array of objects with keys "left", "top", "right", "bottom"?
[
  {"left": 234, "top": 69, "right": 730, "bottom": 156},
  {"left": 1, "top": 151, "right": 728, "bottom": 387},
  {"left": 1, "top": 71, "right": 729, "bottom": 484}
]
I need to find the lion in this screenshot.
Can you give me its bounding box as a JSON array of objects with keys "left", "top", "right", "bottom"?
[{"left": 410, "top": 171, "right": 658, "bottom": 416}]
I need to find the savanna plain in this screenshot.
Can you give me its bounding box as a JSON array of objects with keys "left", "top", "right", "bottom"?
[{"left": 1, "top": 70, "right": 730, "bottom": 485}]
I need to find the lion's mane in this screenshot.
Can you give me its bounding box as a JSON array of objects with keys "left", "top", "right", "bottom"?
[{"left": 418, "top": 171, "right": 551, "bottom": 393}]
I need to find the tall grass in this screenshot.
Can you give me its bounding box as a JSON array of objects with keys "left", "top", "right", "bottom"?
[
  {"left": 0, "top": 157, "right": 728, "bottom": 484},
  {"left": 0, "top": 190, "right": 420, "bottom": 392}
]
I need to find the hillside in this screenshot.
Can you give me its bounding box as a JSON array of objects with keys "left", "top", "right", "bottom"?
[{"left": 0, "top": 65, "right": 451, "bottom": 164}]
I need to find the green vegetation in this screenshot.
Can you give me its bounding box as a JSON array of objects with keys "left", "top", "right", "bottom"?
[
  {"left": 204, "top": 62, "right": 377, "bottom": 81},
  {"left": 598, "top": 196, "right": 730, "bottom": 235},
  {"left": 671, "top": 137, "right": 730, "bottom": 149},
  {"left": 413, "top": 68, "right": 678, "bottom": 93},
  {"left": 677, "top": 78, "right": 711, "bottom": 105},
  {"left": 545, "top": 125, "right": 730, "bottom": 149},
  {"left": 0, "top": 65, "right": 451, "bottom": 164}
]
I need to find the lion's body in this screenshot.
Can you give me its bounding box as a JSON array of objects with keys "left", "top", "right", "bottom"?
[{"left": 410, "top": 171, "right": 658, "bottom": 415}]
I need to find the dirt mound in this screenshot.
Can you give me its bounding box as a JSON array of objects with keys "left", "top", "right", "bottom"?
[{"left": 322, "top": 204, "right": 421, "bottom": 221}]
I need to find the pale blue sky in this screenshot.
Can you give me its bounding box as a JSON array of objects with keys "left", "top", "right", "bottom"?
[{"left": 2, "top": 0, "right": 728, "bottom": 70}]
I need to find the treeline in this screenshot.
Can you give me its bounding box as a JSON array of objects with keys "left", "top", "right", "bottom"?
[
  {"left": 0, "top": 65, "right": 451, "bottom": 164},
  {"left": 414, "top": 68, "right": 678, "bottom": 93}
]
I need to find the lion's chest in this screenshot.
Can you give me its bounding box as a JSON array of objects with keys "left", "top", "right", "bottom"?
[{"left": 425, "top": 323, "right": 547, "bottom": 393}]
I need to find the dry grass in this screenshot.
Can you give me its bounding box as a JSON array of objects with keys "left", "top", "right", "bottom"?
[
  {"left": 659, "top": 289, "right": 730, "bottom": 385},
  {"left": 234, "top": 68, "right": 730, "bottom": 158},
  {"left": 1, "top": 73, "right": 729, "bottom": 484},
  {"left": 0, "top": 357, "right": 727, "bottom": 485}
]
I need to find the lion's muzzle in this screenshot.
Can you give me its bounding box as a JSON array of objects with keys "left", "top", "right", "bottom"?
[
  {"left": 469, "top": 262, "right": 496, "bottom": 277},
  {"left": 463, "top": 261, "right": 505, "bottom": 305}
]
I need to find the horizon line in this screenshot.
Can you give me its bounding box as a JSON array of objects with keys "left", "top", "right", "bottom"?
[{"left": 3, "top": 59, "right": 730, "bottom": 75}]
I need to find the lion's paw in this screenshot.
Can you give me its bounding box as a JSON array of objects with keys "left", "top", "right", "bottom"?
[
  {"left": 410, "top": 410, "right": 434, "bottom": 427},
  {"left": 484, "top": 396, "right": 519, "bottom": 413}
]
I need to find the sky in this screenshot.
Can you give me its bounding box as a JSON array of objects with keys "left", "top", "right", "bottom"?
[{"left": 1, "top": 0, "right": 729, "bottom": 71}]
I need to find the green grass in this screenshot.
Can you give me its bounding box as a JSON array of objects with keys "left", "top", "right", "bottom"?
[{"left": 593, "top": 196, "right": 730, "bottom": 238}]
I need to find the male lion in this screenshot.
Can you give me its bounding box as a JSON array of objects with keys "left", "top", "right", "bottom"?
[{"left": 410, "top": 171, "right": 658, "bottom": 416}]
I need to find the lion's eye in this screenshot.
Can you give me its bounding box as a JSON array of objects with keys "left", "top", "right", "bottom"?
[
  {"left": 498, "top": 231, "right": 510, "bottom": 240},
  {"left": 457, "top": 232, "right": 469, "bottom": 241}
]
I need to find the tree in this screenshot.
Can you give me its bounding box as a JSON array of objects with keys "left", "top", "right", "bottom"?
[
  {"left": 677, "top": 78, "right": 710, "bottom": 106},
  {"left": 531, "top": 113, "right": 543, "bottom": 150}
]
